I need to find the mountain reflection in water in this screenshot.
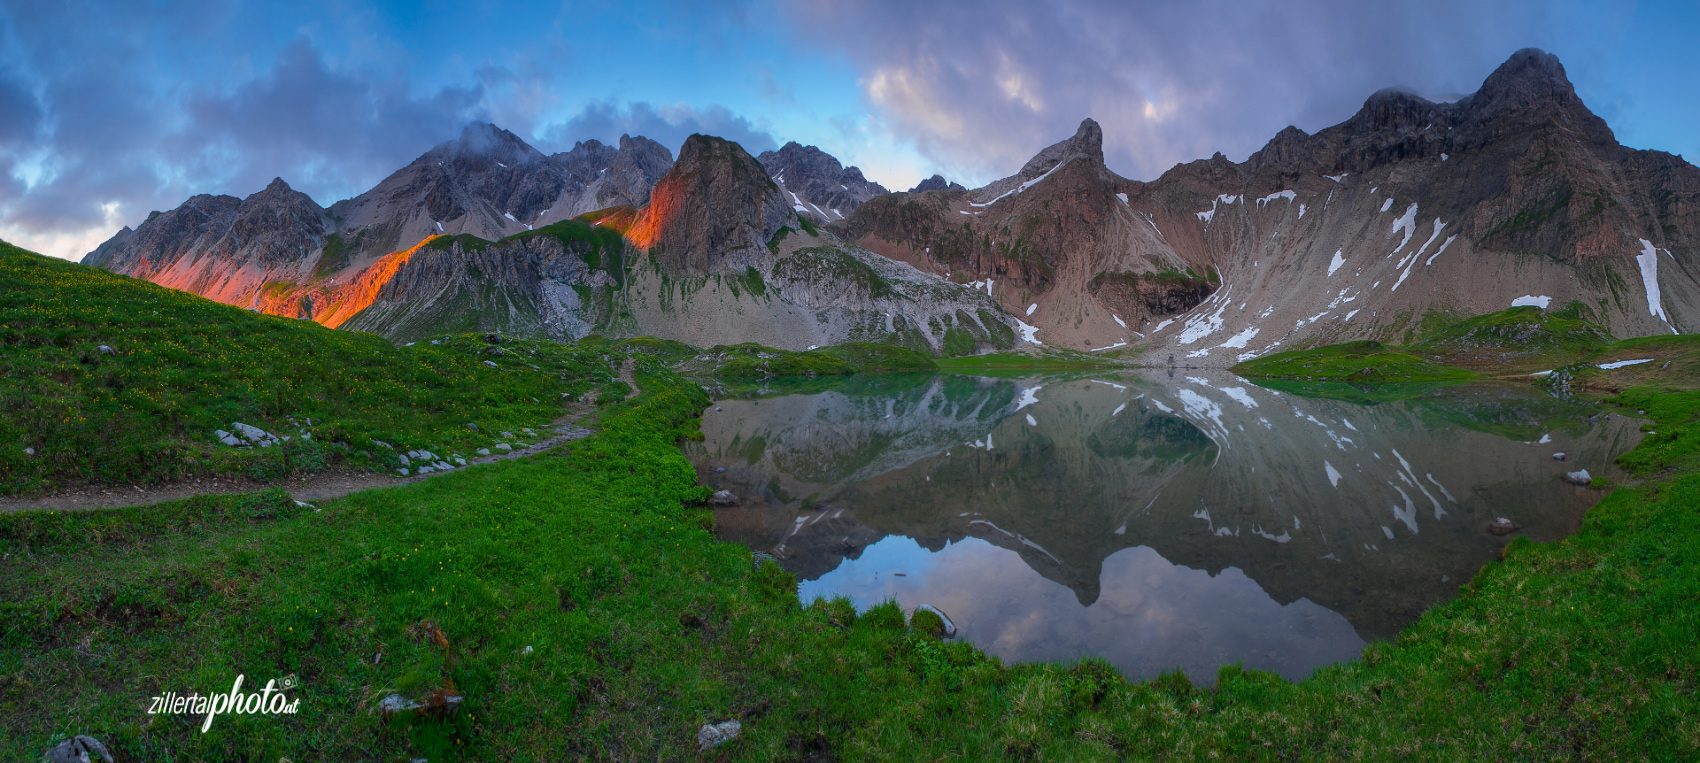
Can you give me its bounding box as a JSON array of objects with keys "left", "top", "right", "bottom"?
[{"left": 685, "top": 371, "right": 1641, "bottom": 682}]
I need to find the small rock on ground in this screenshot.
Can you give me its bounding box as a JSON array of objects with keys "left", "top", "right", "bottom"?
[
  {"left": 916, "top": 604, "right": 958, "bottom": 637},
  {"left": 697, "top": 720, "right": 742, "bottom": 751},
  {"left": 1552, "top": 452, "right": 1566, "bottom": 461},
  {"left": 709, "top": 489, "right": 738, "bottom": 506},
  {"left": 44, "top": 735, "right": 114, "bottom": 763},
  {"left": 1565, "top": 469, "right": 1592, "bottom": 486},
  {"left": 1488, "top": 517, "right": 1519, "bottom": 535}
]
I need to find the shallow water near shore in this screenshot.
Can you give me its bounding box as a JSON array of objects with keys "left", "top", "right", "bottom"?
[{"left": 685, "top": 371, "right": 1643, "bottom": 683}]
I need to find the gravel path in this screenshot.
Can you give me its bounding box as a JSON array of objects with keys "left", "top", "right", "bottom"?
[{"left": 0, "top": 359, "right": 638, "bottom": 514}]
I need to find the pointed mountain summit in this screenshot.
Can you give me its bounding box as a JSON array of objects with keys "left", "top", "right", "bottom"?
[
  {"left": 909, "top": 174, "right": 967, "bottom": 193},
  {"left": 849, "top": 49, "right": 1700, "bottom": 355},
  {"left": 631, "top": 134, "right": 796, "bottom": 276},
  {"left": 756, "top": 141, "right": 889, "bottom": 223}
]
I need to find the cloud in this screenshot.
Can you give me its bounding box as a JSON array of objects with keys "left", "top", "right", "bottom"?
[
  {"left": 542, "top": 100, "right": 778, "bottom": 158},
  {"left": 179, "top": 36, "right": 487, "bottom": 202},
  {"left": 0, "top": 27, "right": 489, "bottom": 260},
  {"left": 785, "top": 0, "right": 1571, "bottom": 184}
]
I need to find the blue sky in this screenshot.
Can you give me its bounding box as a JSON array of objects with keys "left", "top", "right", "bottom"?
[{"left": 2, "top": 0, "right": 1697, "bottom": 260}]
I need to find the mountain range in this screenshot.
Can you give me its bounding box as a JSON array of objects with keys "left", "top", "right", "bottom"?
[{"left": 85, "top": 49, "right": 1699, "bottom": 362}]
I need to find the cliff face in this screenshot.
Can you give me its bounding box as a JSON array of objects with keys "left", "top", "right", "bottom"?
[
  {"left": 843, "top": 49, "right": 1700, "bottom": 360},
  {"left": 629, "top": 134, "right": 797, "bottom": 276},
  {"left": 81, "top": 178, "right": 331, "bottom": 312}
]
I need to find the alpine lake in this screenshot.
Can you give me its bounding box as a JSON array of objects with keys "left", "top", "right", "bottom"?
[{"left": 683, "top": 370, "right": 1644, "bottom": 683}]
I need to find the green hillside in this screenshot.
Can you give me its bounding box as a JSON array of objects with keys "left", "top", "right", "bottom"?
[{"left": 0, "top": 241, "right": 618, "bottom": 496}]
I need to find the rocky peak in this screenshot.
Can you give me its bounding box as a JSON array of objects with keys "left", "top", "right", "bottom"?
[
  {"left": 1018, "top": 118, "right": 1105, "bottom": 178},
  {"left": 909, "top": 174, "right": 967, "bottom": 193},
  {"left": 1462, "top": 48, "right": 1614, "bottom": 145},
  {"left": 757, "top": 141, "right": 889, "bottom": 217},
  {"left": 446, "top": 122, "right": 545, "bottom": 165},
  {"left": 1247, "top": 126, "right": 1318, "bottom": 175},
  {"left": 631, "top": 134, "right": 794, "bottom": 275}
]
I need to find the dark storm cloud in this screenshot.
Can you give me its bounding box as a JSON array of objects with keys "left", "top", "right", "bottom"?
[
  {"left": 787, "top": 0, "right": 1571, "bottom": 183},
  {"left": 0, "top": 68, "right": 40, "bottom": 147},
  {"left": 543, "top": 100, "right": 779, "bottom": 158},
  {"left": 0, "top": 6, "right": 489, "bottom": 254},
  {"left": 179, "top": 37, "right": 487, "bottom": 203}
]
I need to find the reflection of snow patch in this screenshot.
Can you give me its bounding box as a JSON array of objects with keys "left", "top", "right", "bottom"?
[
  {"left": 1220, "top": 387, "right": 1258, "bottom": 408},
  {"left": 1025, "top": 414, "right": 1037, "bottom": 426},
  {"left": 1014, "top": 385, "right": 1043, "bottom": 411},
  {"left": 1089, "top": 379, "right": 1128, "bottom": 390},
  {"left": 1325, "top": 462, "right": 1342, "bottom": 487},
  {"left": 1598, "top": 358, "right": 1654, "bottom": 370}
]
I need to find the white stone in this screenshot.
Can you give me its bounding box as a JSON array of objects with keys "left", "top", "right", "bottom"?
[{"left": 697, "top": 720, "right": 742, "bottom": 751}]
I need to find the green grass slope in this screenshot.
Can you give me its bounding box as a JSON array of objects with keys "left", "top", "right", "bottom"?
[
  {"left": 5, "top": 353, "right": 1698, "bottom": 760},
  {"left": 0, "top": 242, "right": 622, "bottom": 497},
  {"left": 1233, "top": 340, "right": 1479, "bottom": 383},
  {"left": 1410, "top": 303, "right": 1613, "bottom": 371}
]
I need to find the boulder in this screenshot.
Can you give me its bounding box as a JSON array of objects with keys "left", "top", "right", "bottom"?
[
  {"left": 23, "top": 447, "right": 36, "bottom": 456},
  {"left": 476, "top": 448, "right": 491, "bottom": 456},
  {"left": 482, "top": 360, "right": 498, "bottom": 368},
  {"left": 378, "top": 693, "right": 422, "bottom": 716},
  {"left": 1488, "top": 517, "right": 1519, "bottom": 535},
  {"left": 96, "top": 345, "right": 115, "bottom": 356},
  {"left": 494, "top": 444, "right": 512, "bottom": 452},
  {"left": 44, "top": 735, "right": 114, "bottom": 763},
  {"left": 697, "top": 720, "right": 742, "bottom": 751},
  {"left": 1565, "top": 469, "right": 1593, "bottom": 486},
  {"left": 914, "top": 604, "right": 958, "bottom": 638},
  {"left": 398, "top": 468, "right": 410, "bottom": 476},
  {"left": 1552, "top": 452, "right": 1566, "bottom": 461},
  {"left": 709, "top": 490, "right": 738, "bottom": 506},
  {"left": 398, "top": 454, "right": 411, "bottom": 466}
]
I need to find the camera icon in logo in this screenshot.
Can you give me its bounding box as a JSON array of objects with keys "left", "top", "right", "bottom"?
[{"left": 278, "top": 674, "right": 300, "bottom": 691}]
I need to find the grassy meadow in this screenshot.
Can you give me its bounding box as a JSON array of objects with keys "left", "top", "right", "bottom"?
[{"left": 2, "top": 244, "right": 1697, "bottom": 760}]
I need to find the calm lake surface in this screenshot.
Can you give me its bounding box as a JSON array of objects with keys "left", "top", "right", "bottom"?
[{"left": 684, "top": 371, "right": 1643, "bottom": 683}]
